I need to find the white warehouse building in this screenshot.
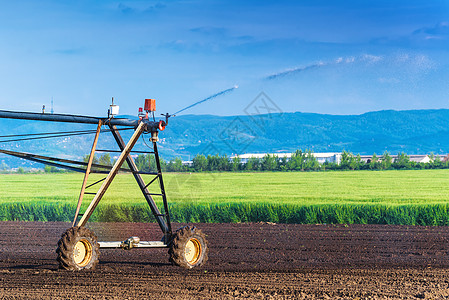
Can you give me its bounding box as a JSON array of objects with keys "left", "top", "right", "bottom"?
[
  {"left": 230, "top": 152, "right": 342, "bottom": 164},
  {"left": 182, "top": 153, "right": 440, "bottom": 166},
  {"left": 231, "top": 153, "right": 435, "bottom": 165}
]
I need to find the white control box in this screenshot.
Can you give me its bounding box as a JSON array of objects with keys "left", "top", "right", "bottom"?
[{"left": 110, "top": 105, "right": 120, "bottom": 116}]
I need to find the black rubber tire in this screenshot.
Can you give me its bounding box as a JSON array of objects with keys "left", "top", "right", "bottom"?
[
  {"left": 169, "top": 226, "right": 208, "bottom": 269},
  {"left": 56, "top": 226, "right": 100, "bottom": 271}
]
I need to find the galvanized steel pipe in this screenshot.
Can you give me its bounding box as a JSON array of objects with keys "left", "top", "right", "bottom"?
[{"left": 0, "top": 109, "right": 139, "bottom": 127}]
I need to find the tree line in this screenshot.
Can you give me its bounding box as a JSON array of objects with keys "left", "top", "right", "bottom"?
[
  {"left": 136, "top": 150, "right": 449, "bottom": 172},
  {"left": 39, "top": 150, "right": 449, "bottom": 173}
]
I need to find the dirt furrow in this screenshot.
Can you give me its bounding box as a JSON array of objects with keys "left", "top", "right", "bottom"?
[{"left": 1, "top": 221, "right": 449, "bottom": 299}]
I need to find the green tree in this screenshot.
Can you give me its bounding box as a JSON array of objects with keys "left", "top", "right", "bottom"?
[
  {"left": 340, "top": 150, "right": 353, "bottom": 170},
  {"left": 99, "top": 153, "right": 112, "bottom": 167},
  {"left": 393, "top": 152, "right": 411, "bottom": 169},
  {"left": 244, "top": 158, "right": 253, "bottom": 171},
  {"left": 304, "top": 150, "right": 320, "bottom": 171},
  {"left": 245, "top": 157, "right": 260, "bottom": 171},
  {"left": 353, "top": 154, "right": 363, "bottom": 170},
  {"left": 47, "top": 165, "right": 64, "bottom": 173},
  {"left": 339, "top": 151, "right": 362, "bottom": 170},
  {"left": 168, "top": 157, "right": 184, "bottom": 172},
  {"left": 158, "top": 157, "right": 167, "bottom": 172},
  {"left": 369, "top": 153, "right": 380, "bottom": 170},
  {"left": 135, "top": 154, "right": 149, "bottom": 172},
  {"left": 207, "top": 154, "right": 220, "bottom": 171},
  {"left": 83, "top": 154, "right": 99, "bottom": 164},
  {"left": 433, "top": 154, "right": 443, "bottom": 169},
  {"left": 261, "top": 154, "right": 277, "bottom": 171},
  {"left": 231, "top": 156, "right": 241, "bottom": 171},
  {"left": 289, "top": 150, "right": 306, "bottom": 171},
  {"left": 428, "top": 153, "right": 443, "bottom": 169},
  {"left": 381, "top": 151, "right": 392, "bottom": 170},
  {"left": 323, "top": 161, "right": 338, "bottom": 170},
  {"left": 193, "top": 154, "right": 207, "bottom": 172},
  {"left": 279, "top": 156, "right": 288, "bottom": 171},
  {"left": 218, "top": 154, "right": 231, "bottom": 171},
  {"left": 429, "top": 152, "right": 435, "bottom": 163}
]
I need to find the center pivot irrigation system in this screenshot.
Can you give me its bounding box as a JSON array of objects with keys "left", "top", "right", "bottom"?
[{"left": 0, "top": 98, "right": 209, "bottom": 270}]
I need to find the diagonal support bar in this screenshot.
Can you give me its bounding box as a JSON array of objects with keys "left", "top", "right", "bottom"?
[
  {"left": 108, "top": 124, "right": 170, "bottom": 235},
  {"left": 0, "top": 149, "right": 89, "bottom": 172},
  {"left": 73, "top": 120, "right": 102, "bottom": 226},
  {"left": 77, "top": 122, "right": 146, "bottom": 227}
]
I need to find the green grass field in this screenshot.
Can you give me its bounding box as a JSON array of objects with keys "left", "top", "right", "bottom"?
[{"left": 1, "top": 170, "right": 449, "bottom": 224}]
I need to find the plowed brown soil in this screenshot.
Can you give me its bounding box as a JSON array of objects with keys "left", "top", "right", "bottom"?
[{"left": 1, "top": 221, "right": 449, "bottom": 299}]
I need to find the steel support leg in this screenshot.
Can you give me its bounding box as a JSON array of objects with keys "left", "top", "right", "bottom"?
[
  {"left": 73, "top": 120, "right": 102, "bottom": 226},
  {"left": 153, "top": 141, "right": 172, "bottom": 234},
  {"left": 77, "top": 122, "right": 146, "bottom": 227},
  {"left": 108, "top": 124, "right": 171, "bottom": 237}
]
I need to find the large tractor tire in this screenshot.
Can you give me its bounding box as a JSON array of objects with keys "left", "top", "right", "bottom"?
[
  {"left": 169, "top": 226, "right": 208, "bottom": 269},
  {"left": 56, "top": 226, "right": 99, "bottom": 271}
]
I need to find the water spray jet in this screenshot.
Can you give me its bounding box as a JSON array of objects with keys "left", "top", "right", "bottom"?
[{"left": 172, "top": 85, "right": 238, "bottom": 115}]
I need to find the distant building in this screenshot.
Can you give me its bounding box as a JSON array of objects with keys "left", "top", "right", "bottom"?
[
  {"left": 230, "top": 152, "right": 342, "bottom": 164},
  {"left": 360, "top": 154, "right": 431, "bottom": 164},
  {"left": 182, "top": 152, "right": 447, "bottom": 166},
  {"left": 182, "top": 160, "right": 193, "bottom": 167}
]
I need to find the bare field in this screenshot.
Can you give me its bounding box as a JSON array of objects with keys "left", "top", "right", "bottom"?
[{"left": 1, "top": 221, "right": 449, "bottom": 299}]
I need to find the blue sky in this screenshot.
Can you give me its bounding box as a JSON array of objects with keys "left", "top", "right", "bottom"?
[{"left": 0, "top": 0, "right": 448, "bottom": 116}]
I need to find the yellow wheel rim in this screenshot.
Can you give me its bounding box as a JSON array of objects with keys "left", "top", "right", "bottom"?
[
  {"left": 73, "top": 239, "right": 93, "bottom": 267},
  {"left": 185, "top": 238, "right": 201, "bottom": 265}
]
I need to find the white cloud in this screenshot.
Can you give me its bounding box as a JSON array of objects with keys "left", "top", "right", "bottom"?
[{"left": 361, "top": 54, "right": 383, "bottom": 63}]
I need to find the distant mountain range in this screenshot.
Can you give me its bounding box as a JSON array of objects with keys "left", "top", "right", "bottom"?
[{"left": 1, "top": 109, "right": 449, "bottom": 168}]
